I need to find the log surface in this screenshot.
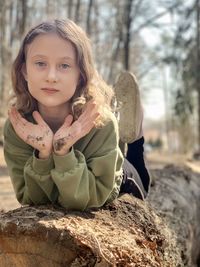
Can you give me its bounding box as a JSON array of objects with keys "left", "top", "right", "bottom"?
[
  {"left": 149, "top": 164, "right": 200, "bottom": 267},
  {"left": 0, "top": 164, "right": 199, "bottom": 266}
]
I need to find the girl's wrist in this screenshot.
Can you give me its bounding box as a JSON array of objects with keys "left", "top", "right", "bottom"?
[
  {"left": 38, "top": 150, "right": 52, "bottom": 159},
  {"left": 54, "top": 150, "right": 70, "bottom": 156},
  {"left": 53, "top": 148, "right": 70, "bottom": 156}
]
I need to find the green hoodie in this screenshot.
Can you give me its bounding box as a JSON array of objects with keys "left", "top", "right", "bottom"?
[{"left": 3, "top": 112, "right": 124, "bottom": 211}]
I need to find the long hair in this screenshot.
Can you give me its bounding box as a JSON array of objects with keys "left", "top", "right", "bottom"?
[{"left": 11, "top": 19, "right": 114, "bottom": 126}]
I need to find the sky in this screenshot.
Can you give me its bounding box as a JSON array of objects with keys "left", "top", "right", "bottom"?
[
  {"left": 139, "top": 11, "right": 172, "bottom": 121},
  {"left": 143, "top": 87, "right": 166, "bottom": 121},
  {"left": 140, "top": 26, "right": 166, "bottom": 121}
]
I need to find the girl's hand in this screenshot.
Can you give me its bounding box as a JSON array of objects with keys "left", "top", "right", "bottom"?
[
  {"left": 53, "top": 101, "right": 100, "bottom": 156},
  {"left": 8, "top": 107, "right": 53, "bottom": 158}
]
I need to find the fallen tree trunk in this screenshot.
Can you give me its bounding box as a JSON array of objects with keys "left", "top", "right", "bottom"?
[
  {"left": 0, "top": 164, "right": 200, "bottom": 267},
  {"left": 149, "top": 164, "right": 200, "bottom": 267}
]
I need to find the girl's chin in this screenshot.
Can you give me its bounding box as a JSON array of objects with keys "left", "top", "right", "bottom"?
[{"left": 37, "top": 102, "right": 69, "bottom": 110}]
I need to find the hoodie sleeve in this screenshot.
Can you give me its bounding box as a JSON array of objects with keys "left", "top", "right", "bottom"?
[{"left": 3, "top": 119, "right": 57, "bottom": 205}]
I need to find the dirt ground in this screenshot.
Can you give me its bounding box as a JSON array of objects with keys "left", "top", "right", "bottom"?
[
  {"left": 147, "top": 150, "right": 200, "bottom": 172},
  {"left": 0, "top": 146, "right": 20, "bottom": 211},
  {"left": 0, "top": 145, "right": 200, "bottom": 212}
]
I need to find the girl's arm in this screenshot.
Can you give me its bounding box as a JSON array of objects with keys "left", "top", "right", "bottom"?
[
  {"left": 3, "top": 119, "right": 57, "bottom": 205},
  {"left": 50, "top": 113, "right": 123, "bottom": 210}
]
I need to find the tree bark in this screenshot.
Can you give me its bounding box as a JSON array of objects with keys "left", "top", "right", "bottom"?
[
  {"left": 19, "top": 0, "right": 27, "bottom": 36},
  {"left": 0, "top": 164, "right": 199, "bottom": 266},
  {"left": 0, "top": 1, "right": 12, "bottom": 118},
  {"left": 74, "top": 0, "right": 81, "bottom": 23},
  {"left": 86, "top": 0, "right": 93, "bottom": 35},
  {"left": 124, "top": 0, "right": 133, "bottom": 71},
  {"left": 149, "top": 164, "right": 200, "bottom": 267},
  {"left": 196, "top": 0, "right": 200, "bottom": 149},
  {"left": 68, "top": 0, "right": 73, "bottom": 19}
]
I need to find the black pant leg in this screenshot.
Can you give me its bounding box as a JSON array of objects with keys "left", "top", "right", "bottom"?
[
  {"left": 120, "top": 158, "right": 147, "bottom": 200},
  {"left": 126, "top": 137, "right": 150, "bottom": 193}
]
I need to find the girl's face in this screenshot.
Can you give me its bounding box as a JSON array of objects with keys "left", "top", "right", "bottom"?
[{"left": 23, "top": 33, "right": 80, "bottom": 111}]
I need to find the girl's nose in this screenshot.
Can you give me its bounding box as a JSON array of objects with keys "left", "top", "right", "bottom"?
[{"left": 46, "top": 67, "right": 58, "bottom": 83}]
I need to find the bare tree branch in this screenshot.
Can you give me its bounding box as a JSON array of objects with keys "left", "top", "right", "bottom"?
[{"left": 133, "top": 2, "right": 182, "bottom": 35}]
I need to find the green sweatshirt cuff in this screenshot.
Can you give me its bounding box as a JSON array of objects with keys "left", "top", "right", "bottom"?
[
  {"left": 53, "top": 147, "right": 77, "bottom": 172},
  {"left": 32, "top": 151, "right": 54, "bottom": 175}
]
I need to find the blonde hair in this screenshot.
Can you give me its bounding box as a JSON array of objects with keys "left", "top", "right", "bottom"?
[{"left": 11, "top": 19, "right": 114, "bottom": 127}]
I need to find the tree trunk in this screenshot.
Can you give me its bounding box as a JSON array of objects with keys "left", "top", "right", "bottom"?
[
  {"left": 107, "top": 1, "right": 124, "bottom": 82},
  {"left": 149, "top": 164, "right": 200, "bottom": 267},
  {"left": 46, "top": 0, "right": 56, "bottom": 18},
  {"left": 0, "top": 1, "right": 12, "bottom": 118},
  {"left": 74, "top": 0, "right": 81, "bottom": 23},
  {"left": 68, "top": 0, "right": 73, "bottom": 19},
  {"left": 0, "top": 164, "right": 200, "bottom": 266},
  {"left": 124, "top": 0, "right": 133, "bottom": 71},
  {"left": 19, "top": 0, "right": 27, "bottom": 36},
  {"left": 196, "top": 0, "right": 200, "bottom": 150},
  {"left": 86, "top": 0, "right": 93, "bottom": 35}
]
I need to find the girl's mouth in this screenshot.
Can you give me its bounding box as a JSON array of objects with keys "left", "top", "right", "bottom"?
[{"left": 41, "top": 88, "right": 59, "bottom": 94}]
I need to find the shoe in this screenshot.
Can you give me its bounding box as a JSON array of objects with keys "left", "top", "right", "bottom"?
[{"left": 114, "top": 71, "right": 143, "bottom": 143}]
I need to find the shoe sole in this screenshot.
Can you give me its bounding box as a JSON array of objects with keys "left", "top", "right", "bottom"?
[{"left": 114, "top": 72, "right": 141, "bottom": 143}]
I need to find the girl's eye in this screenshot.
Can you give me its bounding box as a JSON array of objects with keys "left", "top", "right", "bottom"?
[
  {"left": 60, "top": 63, "right": 70, "bottom": 69},
  {"left": 35, "top": 62, "right": 46, "bottom": 67}
]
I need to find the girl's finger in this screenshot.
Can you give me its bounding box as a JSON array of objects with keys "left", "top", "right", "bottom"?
[
  {"left": 8, "top": 108, "right": 21, "bottom": 126},
  {"left": 76, "top": 112, "right": 99, "bottom": 138},
  {"left": 11, "top": 108, "right": 28, "bottom": 126},
  {"left": 8, "top": 110, "right": 26, "bottom": 138},
  {"left": 81, "top": 121, "right": 96, "bottom": 136},
  {"left": 8, "top": 113, "right": 16, "bottom": 127},
  {"left": 81, "top": 112, "right": 100, "bottom": 128},
  {"left": 32, "top": 111, "right": 47, "bottom": 125},
  {"left": 64, "top": 114, "right": 73, "bottom": 127},
  {"left": 9, "top": 107, "right": 18, "bottom": 121},
  {"left": 84, "top": 100, "right": 97, "bottom": 114},
  {"left": 11, "top": 109, "right": 28, "bottom": 127},
  {"left": 78, "top": 102, "right": 97, "bottom": 123}
]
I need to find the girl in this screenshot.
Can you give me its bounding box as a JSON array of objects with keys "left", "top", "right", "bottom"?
[{"left": 3, "top": 19, "right": 150, "bottom": 211}]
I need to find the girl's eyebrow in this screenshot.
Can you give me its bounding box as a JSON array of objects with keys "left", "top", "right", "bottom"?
[
  {"left": 31, "top": 55, "right": 74, "bottom": 61},
  {"left": 62, "top": 56, "right": 74, "bottom": 61}
]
